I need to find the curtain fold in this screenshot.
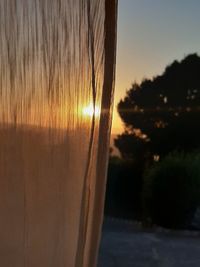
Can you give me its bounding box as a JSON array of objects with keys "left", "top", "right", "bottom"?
[{"left": 0, "top": 0, "right": 117, "bottom": 266}]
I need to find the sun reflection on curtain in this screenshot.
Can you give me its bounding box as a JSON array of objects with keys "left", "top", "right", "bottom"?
[{"left": 0, "top": 0, "right": 117, "bottom": 266}]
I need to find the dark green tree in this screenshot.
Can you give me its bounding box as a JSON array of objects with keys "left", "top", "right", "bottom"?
[{"left": 115, "top": 54, "right": 200, "bottom": 161}]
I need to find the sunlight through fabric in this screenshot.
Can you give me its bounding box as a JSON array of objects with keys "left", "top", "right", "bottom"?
[
  {"left": 82, "top": 104, "right": 101, "bottom": 118},
  {"left": 0, "top": 0, "right": 118, "bottom": 266}
]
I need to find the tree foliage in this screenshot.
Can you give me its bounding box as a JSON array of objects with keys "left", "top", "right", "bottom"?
[
  {"left": 143, "top": 152, "right": 200, "bottom": 229},
  {"left": 115, "top": 54, "right": 200, "bottom": 160}
]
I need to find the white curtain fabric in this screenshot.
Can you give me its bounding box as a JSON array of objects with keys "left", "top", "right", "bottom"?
[{"left": 0, "top": 0, "right": 117, "bottom": 266}]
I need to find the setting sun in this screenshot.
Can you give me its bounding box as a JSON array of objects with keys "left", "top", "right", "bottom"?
[{"left": 82, "top": 103, "right": 100, "bottom": 117}]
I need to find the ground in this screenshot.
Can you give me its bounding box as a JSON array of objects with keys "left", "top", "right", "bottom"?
[{"left": 98, "top": 219, "right": 200, "bottom": 267}]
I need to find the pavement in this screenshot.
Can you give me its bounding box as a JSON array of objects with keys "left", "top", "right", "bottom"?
[{"left": 98, "top": 218, "right": 200, "bottom": 267}]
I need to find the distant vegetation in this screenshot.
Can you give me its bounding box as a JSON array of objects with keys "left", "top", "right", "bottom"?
[
  {"left": 105, "top": 54, "right": 200, "bottom": 229},
  {"left": 143, "top": 152, "right": 200, "bottom": 229}
]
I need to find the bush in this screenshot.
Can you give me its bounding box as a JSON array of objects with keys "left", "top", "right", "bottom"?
[
  {"left": 104, "top": 156, "right": 122, "bottom": 217},
  {"left": 143, "top": 152, "right": 200, "bottom": 229},
  {"left": 104, "top": 157, "right": 144, "bottom": 219}
]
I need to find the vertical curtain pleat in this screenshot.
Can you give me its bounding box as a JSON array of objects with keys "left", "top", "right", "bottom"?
[{"left": 0, "top": 0, "right": 117, "bottom": 266}]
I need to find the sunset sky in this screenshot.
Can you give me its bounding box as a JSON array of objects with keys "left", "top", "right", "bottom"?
[{"left": 112, "top": 0, "right": 200, "bottom": 134}]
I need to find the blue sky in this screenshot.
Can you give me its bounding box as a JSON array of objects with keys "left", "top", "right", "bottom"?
[{"left": 112, "top": 0, "right": 200, "bottom": 134}]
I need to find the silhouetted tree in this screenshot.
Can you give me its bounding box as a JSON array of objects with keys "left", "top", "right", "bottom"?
[{"left": 115, "top": 54, "right": 200, "bottom": 161}]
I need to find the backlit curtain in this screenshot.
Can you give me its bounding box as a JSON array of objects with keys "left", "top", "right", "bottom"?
[{"left": 0, "top": 0, "right": 117, "bottom": 266}]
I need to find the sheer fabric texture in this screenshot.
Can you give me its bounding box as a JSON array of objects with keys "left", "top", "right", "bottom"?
[{"left": 0, "top": 0, "right": 117, "bottom": 266}]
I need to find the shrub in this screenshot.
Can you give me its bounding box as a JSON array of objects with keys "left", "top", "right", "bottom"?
[
  {"left": 143, "top": 152, "right": 200, "bottom": 229},
  {"left": 104, "top": 157, "right": 144, "bottom": 219}
]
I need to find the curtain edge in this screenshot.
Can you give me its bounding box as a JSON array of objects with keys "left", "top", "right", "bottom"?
[{"left": 86, "top": 0, "right": 118, "bottom": 266}]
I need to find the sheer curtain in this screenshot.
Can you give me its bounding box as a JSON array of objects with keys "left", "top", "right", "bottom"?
[{"left": 0, "top": 0, "right": 117, "bottom": 266}]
